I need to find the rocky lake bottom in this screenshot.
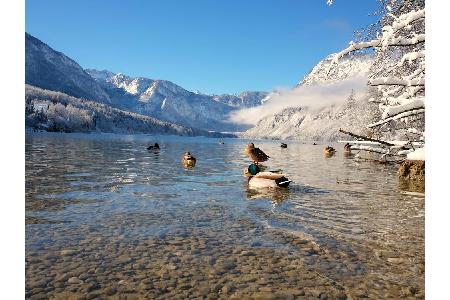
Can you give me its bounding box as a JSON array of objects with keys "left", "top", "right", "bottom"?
[{"left": 25, "top": 133, "right": 425, "bottom": 299}]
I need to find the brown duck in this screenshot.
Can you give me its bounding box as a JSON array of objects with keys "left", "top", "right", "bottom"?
[
  {"left": 324, "top": 146, "right": 336, "bottom": 157},
  {"left": 344, "top": 143, "right": 352, "bottom": 153},
  {"left": 182, "top": 152, "right": 196, "bottom": 168},
  {"left": 245, "top": 143, "right": 269, "bottom": 164}
]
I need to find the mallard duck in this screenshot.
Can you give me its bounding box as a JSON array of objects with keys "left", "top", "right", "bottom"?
[
  {"left": 343, "top": 143, "right": 352, "bottom": 156},
  {"left": 245, "top": 143, "right": 269, "bottom": 164},
  {"left": 280, "top": 143, "right": 287, "bottom": 148},
  {"left": 247, "top": 163, "right": 290, "bottom": 188},
  {"left": 182, "top": 152, "right": 196, "bottom": 168},
  {"left": 147, "top": 143, "right": 160, "bottom": 150},
  {"left": 324, "top": 146, "right": 336, "bottom": 156}
]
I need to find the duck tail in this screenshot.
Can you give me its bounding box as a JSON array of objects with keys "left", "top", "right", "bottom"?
[{"left": 275, "top": 177, "right": 291, "bottom": 187}]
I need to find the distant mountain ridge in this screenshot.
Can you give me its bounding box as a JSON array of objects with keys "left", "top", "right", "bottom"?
[
  {"left": 25, "top": 32, "right": 268, "bottom": 134},
  {"left": 86, "top": 69, "right": 268, "bottom": 132}
]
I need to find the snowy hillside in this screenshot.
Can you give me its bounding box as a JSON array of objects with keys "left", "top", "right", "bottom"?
[
  {"left": 299, "top": 53, "right": 374, "bottom": 86},
  {"left": 241, "top": 54, "right": 380, "bottom": 141},
  {"left": 212, "top": 91, "right": 269, "bottom": 108},
  {"left": 25, "top": 33, "right": 110, "bottom": 104},
  {"left": 241, "top": 93, "right": 378, "bottom": 141},
  {"left": 86, "top": 69, "right": 267, "bottom": 132},
  {"left": 25, "top": 85, "right": 226, "bottom": 137}
]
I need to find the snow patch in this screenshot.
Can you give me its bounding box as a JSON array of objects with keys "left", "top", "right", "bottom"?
[{"left": 407, "top": 147, "right": 425, "bottom": 161}]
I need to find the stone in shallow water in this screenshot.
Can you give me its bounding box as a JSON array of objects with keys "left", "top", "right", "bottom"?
[
  {"left": 60, "top": 249, "right": 78, "bottom": 256},
  {"left": 67, "top": 277, "right": 82, "bottom": 284},
  {"left": 84, "top": 282, "right": 101, "bottom": 293},
  {"left": 251, "top": 241, "right": 263, "bottom": 247},
  {"left": 387, "top": 257, "right": 406, "bottom": 264},
  {"left": 250, "top": 291, "right": 278, "bottom": 300},
  {"left": 241, "top": 250, "right": 256, "bottom": 256},
  {"left": 104, "top": 287, "right": 117, "bottom": 296},
  {"left": 54, "top": 273, "right": 72, "bottom": 282}
]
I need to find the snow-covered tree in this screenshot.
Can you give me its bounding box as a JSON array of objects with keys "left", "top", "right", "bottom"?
[{"left": 329, "top": 0, "right": 425, "bottom": 161}]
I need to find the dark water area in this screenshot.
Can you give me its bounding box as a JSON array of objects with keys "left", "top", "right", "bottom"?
[{"left": 25, "top": 133, "right": 424, "bottom": 299}]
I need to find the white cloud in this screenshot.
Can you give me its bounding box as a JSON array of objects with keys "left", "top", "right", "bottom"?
[{"left": 228, "top": 75, "right": 368, "bottom": 125}]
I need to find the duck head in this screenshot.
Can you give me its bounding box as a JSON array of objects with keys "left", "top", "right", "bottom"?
[
  {"left": 184, "top": 152, "right": 195, "bottom": 160},
  {"left": 248, "top": 163, "right": 260, "bottom": 175}
]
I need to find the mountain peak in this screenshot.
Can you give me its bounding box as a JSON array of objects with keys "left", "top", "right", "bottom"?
[{"left": 26, "top": 33, "right": 110, "bottom": 103}]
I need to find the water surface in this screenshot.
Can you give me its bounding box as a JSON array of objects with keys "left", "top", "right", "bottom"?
[{"left": 25, "top": 133, "right": 424, "bottom": 299}]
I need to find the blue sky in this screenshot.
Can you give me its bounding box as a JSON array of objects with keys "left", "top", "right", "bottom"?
[{"left": 26, "top": 0, "right": 379, "bottom": 94}]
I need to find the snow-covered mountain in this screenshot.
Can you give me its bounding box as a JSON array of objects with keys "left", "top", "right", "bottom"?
[
  {"left": 86, "top": 69, "right": 268, "bottom": 132},
  {"left": 25, "top": 84, "right": 227, "bottom": 137},
  {"left": 298, "top": 53, "right": 373, "bottom": 87},
  {"left": 25, "top": 33, "right": 110, "bottom": 104},
  {"left": 25, "top": 32, "right": 268, "bottom": 133},
  {"left": 241, "top": 54, "right": 380, "bottom": 141},
  {"left": 212, "top": 91, "right": 269, "bottom": 108}
]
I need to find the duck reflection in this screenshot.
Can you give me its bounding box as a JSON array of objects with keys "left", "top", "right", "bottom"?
[
  {"left": 245, "top": 186, "right": 291, "bottom": 204},
  {"left": 398, "top": 177, "right": 425, "bottom": 194}
]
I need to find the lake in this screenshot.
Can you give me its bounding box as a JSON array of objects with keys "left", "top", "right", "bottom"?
[{"left": 25, "top": 133, "right": 424, "bottom": 299}]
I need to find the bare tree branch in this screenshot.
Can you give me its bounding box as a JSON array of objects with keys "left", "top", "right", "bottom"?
[
  {"left": 339, "top": 128, "right": 397, "bottom": 146},
  {"left": 368, "top": 107, "right": 425, "bottom": 127}
]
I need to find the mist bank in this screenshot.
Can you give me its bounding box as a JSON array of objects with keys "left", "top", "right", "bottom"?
[
  {"left": 237, "top": 54, "right": 378, "bottom": 141},
  {"left": 229, "top": 75, "right": 368, "bottom": 126}
]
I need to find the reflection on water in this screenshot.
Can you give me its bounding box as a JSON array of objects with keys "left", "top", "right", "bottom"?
[
  {"left": 25, "top": 133, "right": 424, "bottom": 299},
  {"left": 246, "top": 186, "right": 291, "bottom": 204}
]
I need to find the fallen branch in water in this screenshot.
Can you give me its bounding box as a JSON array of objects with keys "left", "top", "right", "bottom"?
[{"left": 338, "top": 129, "right": 396, "bottom": 147}]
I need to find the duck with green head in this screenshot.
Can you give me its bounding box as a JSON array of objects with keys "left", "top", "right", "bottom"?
[{"left": 246, "top": 163, "right": 291, "bottom": 188}]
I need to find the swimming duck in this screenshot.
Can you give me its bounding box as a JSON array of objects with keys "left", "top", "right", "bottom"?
[
  {"left": 182, "top": 152, "right": 196, "bottom": 168},
  {"left": 245, "top": 143, "right": 270, "bottom": 164},
  {"left": 247, "top": 163, "right": 290, "bottom": 188},
  {"left": 147, "top": 143, "right": 160, "bottom": 150},
  {"left": 343, "top": 143, "right": 352, "bottom": 156},
  {"left": 280, "top": 143, "right": 287, "bottom": 148},
  {"left": 219, "top": 140, "right": 225, "bottom": 144},
  {"left": 324, "top": 146, "right": 336, "bottom": 157}
]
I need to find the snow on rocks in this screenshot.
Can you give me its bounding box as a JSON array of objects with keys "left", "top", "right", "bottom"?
[{"left": 407, "top": 147, "right": 425, "bottom": 161}]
